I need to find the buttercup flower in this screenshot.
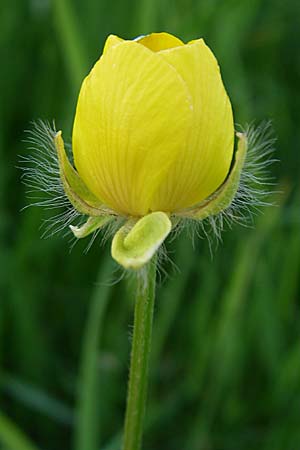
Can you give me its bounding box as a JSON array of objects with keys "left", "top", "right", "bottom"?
[
  {"left": 26, "top": 32, "right": 273, "bottom": 269},
  {"left": 23, "top": 32, "right": 274, "bottom": 450},
  {"left": 73, "top": 33, "right": 234, "bottom": 217}
]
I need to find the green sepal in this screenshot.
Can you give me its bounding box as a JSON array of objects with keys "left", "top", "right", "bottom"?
[
  {"left": 111, "top": 212, "right": 172, "bottom": 269},
  {"left": 178, "top": 132, "right": 247, "bottom": 220},
  {"left": 70, "top": 215, "right": 113, "bottom": 239},
  {"left": 54, "top": 131, "right": 109, "bottom": 216}
]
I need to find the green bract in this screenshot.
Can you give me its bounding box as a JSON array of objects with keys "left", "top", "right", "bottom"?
[{"left": 111, "top": 212, "right": 172, "bottom": 269}]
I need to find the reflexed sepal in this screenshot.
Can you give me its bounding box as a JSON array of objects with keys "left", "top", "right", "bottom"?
[
  {"left": 178, "top": 132, "right": 247, "bottom": 220},
  {"left": 70, "top": 215, "right": 113, "bottom": 239},
  {"left": 111, "top": 212, "right": 172, "bottom": 269},
  {"left": 54, "top": 131, "right": 108, "bottom": 216}
]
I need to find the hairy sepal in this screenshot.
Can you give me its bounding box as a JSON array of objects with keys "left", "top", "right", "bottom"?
[
  {"left": 178, "top": 132, "right": 247, "bottom": 220},
  {"left": 70, "top": 215, "right": 113, "bottom": 238},
  {"left": 111, "top": 212, "right": 172, "bottom": 269},
  {"left": 54, "top": 131, "right": 108, "bottom": 216}
]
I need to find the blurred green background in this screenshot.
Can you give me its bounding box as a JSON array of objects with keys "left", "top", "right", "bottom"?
[{"left": 1, "top": 0, "right": 300, "bottom": 449}]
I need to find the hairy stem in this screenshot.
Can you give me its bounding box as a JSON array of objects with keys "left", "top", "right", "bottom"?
[{"left": 122, "top": 256, "right": 157, "bottom": 450}]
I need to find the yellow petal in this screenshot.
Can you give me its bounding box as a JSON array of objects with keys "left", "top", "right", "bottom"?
[
  {"left": 102, "top": 34, "right": 124, "bottom": 54},
  {"left": 151, "top": 39, "right": 234, "bottom": 212},
  {"left": 72, "top": 41, "right": 193, "bottom": 216},
  {"left": 178, "top": 132, "right": 247, "bottom": 219},
  {"left": 135, "top": 32, "right": 184, "bottom": 52}
]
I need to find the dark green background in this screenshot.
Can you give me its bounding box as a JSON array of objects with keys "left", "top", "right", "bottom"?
[{"left": 1, "top": 0, "right": 300, "bottom": 449}]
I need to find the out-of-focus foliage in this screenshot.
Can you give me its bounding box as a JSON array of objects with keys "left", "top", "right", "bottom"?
[{"left": 0, "top": 0, "right": 299, "bottom": 449}]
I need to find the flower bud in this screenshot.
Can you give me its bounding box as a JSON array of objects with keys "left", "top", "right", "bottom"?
[
  {"left": 27, "top": 33, "right": 266, "bottom": 269},
  {"left": 72, "top": 32, "right": 234, "bottom": 217}
]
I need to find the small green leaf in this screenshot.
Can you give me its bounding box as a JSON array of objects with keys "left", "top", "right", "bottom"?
[
  {"left": 178, "top": 132, "right": 247, "bottom": 220},
  {"left": 70, "top": 215, "right": 113, "bottom": 239},
  {"left": 54, "top": 131, "right": 109, "bottom": 216},
  {"left": 111, "top": 212, "right": 172, "bottom": 269}
]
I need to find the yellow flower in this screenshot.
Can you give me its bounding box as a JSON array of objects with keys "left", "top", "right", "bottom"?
[
  {"left": 72, "top": 32, "right": 234, "bottom": 217},
  {"left": 46, "top": 32, "right": 249, "bottom": 268}
]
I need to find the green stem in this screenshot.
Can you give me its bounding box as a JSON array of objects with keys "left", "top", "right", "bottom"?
[{"left": 122, "top": 256, "right": 157, "bottom": 450}]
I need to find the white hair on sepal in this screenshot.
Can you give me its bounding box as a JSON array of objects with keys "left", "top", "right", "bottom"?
[
  {"left": 100, "top": 216, "right": 126, "bottom": 245},
  {"left": 21, "top": 118, "right": 276, "bottom": 266},
  {"left": 231, "top": 120, "right": 277, "bottom": 215},
  {"left": 84, "top": 227, "right": 102, "bottom": 254},
  {"left": 209, "top": 120, "right": 276, "bottom": 235},
  {"left": 178, "top": 120, "right": 277, "bottom": 252},
  {"left": 231, "top": 122, "right": 275, "bottom": 212},
  {"left": 156, "top": 242, "right": 181, "bottom": 285},
  {"left": 21, "top": 120, "right": 60, "bottom": 203},
  {"left": 21, "top": 120, "right": 82, "bottom": 237},
  {"left": 41, "top": 207, "right": 80, "bottom": 239},
  {"left": 21, "top": 121, "right": 129, "bottom": 246}
]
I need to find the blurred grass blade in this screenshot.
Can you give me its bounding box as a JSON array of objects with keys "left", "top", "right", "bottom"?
[
  {"left": 134, "top": 0, "right": 159, "bottom": 34},
  {"left": 0, "top": 411, "right": 39, "bottom": 450},
  {"left": 100, "top": 433, "right": 121, "bottom": 450},
  {"left": 1, "top": 375, "right": 73, "bottom": 425},
  {"left": 52, "top": 0, "right": 88, "bottom": 91},
  {"left": 277, "top": 187, "right": 300, "bottom": 320},
  {"left": 213, "top": 191, "right": 285, "bottom": 381},
  {"left": 151, "top": 234, "right": 196, "bottom": 366},
  {"left": 186, "top": 192, "right": 286, "bottom": 448},
  {"left": 74, "top": 256, "right": 115, "bottom": 450}
]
